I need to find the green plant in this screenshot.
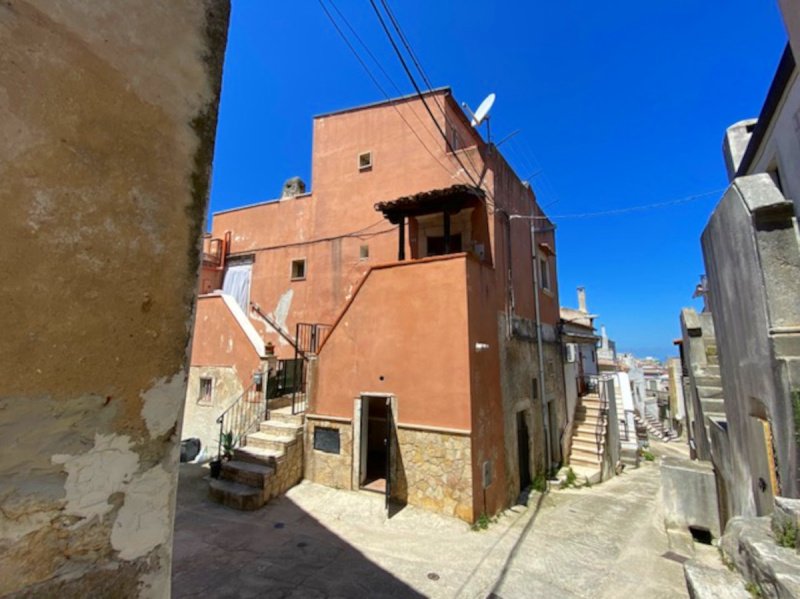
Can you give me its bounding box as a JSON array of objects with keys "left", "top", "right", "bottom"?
[
  {"left": 641, "top": 449, "right": 655, "bottom": 462},
  {"left": 560, "top": 467, "right": 577, "bottom": 489},
  {"left": 532, "top": 473, "right": 547, "bottom": 493},
  {"left": 221, "top": 431, "right": 235, "bottom": 460},
  {"left": 471, "top": 512, "right": 492, "bottom": 531},
  {"left": 745, "top": 581, "right": 762, "bottom": 598},
  {"left": 775, "top": 520, "right": 798, "bottom": 549}
]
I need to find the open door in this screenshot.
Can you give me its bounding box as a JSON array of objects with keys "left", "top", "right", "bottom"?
[{"left": 359, "top": 398, "right": 370, "bottom": 487}]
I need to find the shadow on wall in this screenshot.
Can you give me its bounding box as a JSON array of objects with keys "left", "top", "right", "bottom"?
[{"left": 172, "top": 464, "right": 423, "bottom": 598}]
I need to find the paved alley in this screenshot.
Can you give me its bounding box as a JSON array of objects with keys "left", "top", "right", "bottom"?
[{"left": 172, "top": 442, "right": 706, "bottom": 598}]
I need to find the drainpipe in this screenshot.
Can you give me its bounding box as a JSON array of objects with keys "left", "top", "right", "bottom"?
[{"left": 531, "top": 222, "right": 550, "bottom": 477}]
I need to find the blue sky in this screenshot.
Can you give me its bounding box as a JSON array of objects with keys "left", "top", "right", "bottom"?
[{"left": 209, "top": 0, "right": 788, "bottom": 360}]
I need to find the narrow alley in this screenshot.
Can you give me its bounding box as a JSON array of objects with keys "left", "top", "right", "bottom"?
[{"left": 173, "top": 441, "right": 711, "bottom": 598}]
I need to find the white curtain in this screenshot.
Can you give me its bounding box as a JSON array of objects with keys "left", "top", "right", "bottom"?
[{"left": 222, "top": 263, "right": 252, "bottom": 313}]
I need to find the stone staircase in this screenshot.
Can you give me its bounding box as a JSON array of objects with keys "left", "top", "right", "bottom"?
[
  {"left": 636, "top": 408, "right": 679, "bottom": 442},
  {"left": 567, "top": 392, "right": 605, "bottom": 481},
  {"left": 694, "top": 349, "right": 727, "bottom": 433},
  {"left": 208, "top": 408, "right": 304, "bottom": 510}
]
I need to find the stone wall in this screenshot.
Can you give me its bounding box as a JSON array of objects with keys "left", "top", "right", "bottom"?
[
  {"left": 304, "top": 418, "right": 354, "bottom": 491},
  {"left": 0, "top": 2, "right": 229, "bottom": 596},
  {"left": 266, "top": 431, "right": 304, "bottom": 500},
  {"left": 393, "top": 426, "right": 473, "bottom": 522},
  {"left": 702, "top": 174, "right": 800, "bottom": 517},
  {"left": 183, "top": 366, "right": 244, "bottom": 461}
]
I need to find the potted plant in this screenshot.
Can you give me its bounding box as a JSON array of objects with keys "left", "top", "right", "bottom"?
[{"left": 209, "top": 431, "right": 235, "bottom": 479}]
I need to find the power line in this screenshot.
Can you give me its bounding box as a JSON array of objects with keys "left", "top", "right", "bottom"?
[
  {"left": 317, "top": 0, "right": 467, "bottom": 185},
  {"left": 507, "top": 189, "right": 725, "bottom": 221},
  {"left": 368, "top": 0, "right": 482, "bottom": 191}
]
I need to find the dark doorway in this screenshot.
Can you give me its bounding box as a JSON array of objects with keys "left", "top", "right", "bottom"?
[
  {"left": 517, "top": 411, "right": 531, "bottom": 491},
  {"left": 361, "top": 397, "right": 389, "bottom": 493}
]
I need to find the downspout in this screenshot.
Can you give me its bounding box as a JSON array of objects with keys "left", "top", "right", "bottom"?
[{"left": 530, "top": 218, "right": 551, "bottom": 476}]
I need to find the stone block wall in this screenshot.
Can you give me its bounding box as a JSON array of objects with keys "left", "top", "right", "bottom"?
[
  {"left": 266, "top": 432, "right": 304, "bottom": 500},
  {"left": 0, "top": 2, "right": 229, "bottom": 595},
  {"left": 394, "top": 427, "right": 473, "bottom": 522},
  {"left": 304, "top": 418, "right": 354, "bottom": 491}
]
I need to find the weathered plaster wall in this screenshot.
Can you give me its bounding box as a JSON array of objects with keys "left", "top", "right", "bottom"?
[
  {"left": 0, "top": 1, "right": 228, "bottom": 595},
  {"left": 702, "top": 174, "right": 800, "bottom": 518},
  {"left": 183, "top": 366, "right": 243, "bottom": 461}
]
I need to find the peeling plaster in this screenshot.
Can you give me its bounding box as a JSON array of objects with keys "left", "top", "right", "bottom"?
[
  {"left": 140, "top": 374, "right": 185, "bottom": 438},
  {"left": 272, "top": 289, "right": 293, "bottom": 346},
  {"left": 51, "top": 434, "right": 139, "bottom": 521},
  {"left": 111, "top": 465, "right": 171, "bottom": 560}
]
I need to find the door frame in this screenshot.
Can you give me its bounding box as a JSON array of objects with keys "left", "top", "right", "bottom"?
[{"left": 352, "top": 393, "right": 396, "bottom": 493}]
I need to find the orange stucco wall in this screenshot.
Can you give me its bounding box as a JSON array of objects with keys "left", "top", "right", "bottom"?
[
  {"left": 314, "top": 255, "right": 473, "bottom": 430},
  {"left": 189, "top": 295, "right": 262, "bottom": 380}
]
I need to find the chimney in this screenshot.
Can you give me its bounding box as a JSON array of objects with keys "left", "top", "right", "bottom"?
[
  {"left": 281, "top": 176, "right": 306, "bottom": 198},
  {"left": 577, "top": 287, "right": 587, "bottom": 313}
]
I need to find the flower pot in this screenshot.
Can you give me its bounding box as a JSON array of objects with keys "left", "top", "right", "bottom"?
[{"left": 209, "top": 459, "right": 222, "bottom": 479}]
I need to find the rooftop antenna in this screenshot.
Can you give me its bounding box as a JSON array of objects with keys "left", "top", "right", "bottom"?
[{"left": 462, "top": 92, "right": 496, "bottom": 142}]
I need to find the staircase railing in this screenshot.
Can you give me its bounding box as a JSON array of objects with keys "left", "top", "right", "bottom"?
[
  {"left": 595, "top": 376, "right": 610, "bottom": 454},
  {"left": 215, "top": 381, "right": 265, "bottom": 461}
]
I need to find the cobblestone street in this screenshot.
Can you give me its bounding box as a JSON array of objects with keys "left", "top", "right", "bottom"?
[{"left": 173, "top": 441, "right": 712, "bottom": 598}]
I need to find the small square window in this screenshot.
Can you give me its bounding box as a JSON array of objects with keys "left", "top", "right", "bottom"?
[
  {"left": 358, "top": 151, "right": 372, "bottom": 171},
  {"left": 359, "top": 245, "right": 369, "bottom": 260},
  {"left": 291, "top": 259, "right": 306, "bottom": 280},
  {"left": 198, "top": 377, "right": 213, "bottom": 405}
]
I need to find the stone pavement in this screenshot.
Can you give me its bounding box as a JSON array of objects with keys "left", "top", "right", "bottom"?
[{"left": 172, "top": 441, "right": 707, "bottom": 598}]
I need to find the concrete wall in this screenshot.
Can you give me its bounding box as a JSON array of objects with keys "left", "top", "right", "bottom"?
[
  {"left": 739, "top": 60, "right": 800, "bottom": 221},
  {"left": 702, "top": 174, "right": 800, "bottom": 517},
  {"left": 0, "top": 2, "right": 228, "bottom": 595},
  {"left": 779, "top": 0, "right": 800, "bottom": 62},
  {"left": 183, "top": 366, "right": 243, "bottom": 461}
]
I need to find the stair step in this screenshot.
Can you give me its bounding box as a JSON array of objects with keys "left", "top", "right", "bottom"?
[
  {"left": 569, "top": 456, "right": 600, "bottom": 468},
  {"left": 234, "top": 445, "right": 282, "bottom": 466},
  {"left": 208, "top": 478, "right": 266, "bottom": 511},
  {"left": 246, "top": 431, "right": 297, "bottom": 451},
  {"left": 269, "top": 411, "right": 305, "bottom": 426},
  {"left": 259, "top": 420, "right": 303, "bottom": 435},
  {"left": 571, "top": 438, "right": 601, "bottom": 451},
  {"left": 696, "top": 385, "right": 724, "bottom": 399},
  {"left": 571, "top": 446, "right": 602, "bottom": 460},
  {"left": 220, "top": 460, "right": 274, "bottom": 488}
]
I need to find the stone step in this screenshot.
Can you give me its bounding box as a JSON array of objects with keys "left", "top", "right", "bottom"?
[
  {"left": 694, "top": 375, "right": 722, "bottom": 387},
  {"left": 721, "top": 516, "right": 800, "bottom": 598},
  {"left": 570, "top": 454, "right": 602, "bottom": 467},
  {"left": 697, "top": 385, "right": 724, "bottom": 399},
  {"left": 208, "top": 478, "right": 266, "bottom": 511},
  {"left": 683, "top": 561, "right": 750, "bottom": 599},
  {"left": 268, "top": 411, "right": 305, "bottom": 427},
  {"left": 576, "top": 404, "right": 603, "bottom": 416},
  {"left": 234, "top": 445, "right": 282, "bottom": 466},
  {"left": 573, "top": 422, "right": 606, "bottom": 435},
  {"left": 700, "top": 398, "right": 725, "bottom": 415},
  {"left": 570, "top": 445, "right": 602, "bottom": 461},
  {"left": 571, "top": 437, "right": 601, "bottom": 452},
  {"left": 259, "top": 420, "right": 303, "bottom": 436},
  {"left": 220, "top": 459, "right": 274, "bottom": 488},
  {"left": 246, "top": 431, "right": 297, "bottom": 452}
]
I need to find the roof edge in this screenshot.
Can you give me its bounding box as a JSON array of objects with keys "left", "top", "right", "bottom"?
[{"left": 313, "top": 87, "right": 452, "bottom": 120}]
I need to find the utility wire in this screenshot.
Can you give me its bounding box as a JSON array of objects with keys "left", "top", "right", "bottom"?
[
  {"left": 507, "top": 189, "right": 724, "bottom": 221},
  {"left": 368, "top": 0, "right": 482, "bottom": 190},
  {"left": 317, "top": 0, "right": 466, "bottom": 185}
]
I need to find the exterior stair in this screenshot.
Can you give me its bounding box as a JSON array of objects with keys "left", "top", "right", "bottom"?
[
  {"left": 567, "top": 393, "right": 606, "bottom": 476},
  {"left": 635, "top": 409, "right": 679, "bottom": 443},
  {"left": 208, "top": 409, "right": 305, "bottom": 510}
]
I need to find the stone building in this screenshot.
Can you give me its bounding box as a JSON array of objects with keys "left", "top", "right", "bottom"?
[
  {"left": 699, "top": 13, "right": 800, "bottom": 524},
  {"left": 186, "top": 89, "right": 567, "bottom": 522},
  {"left": 0, "top": 2, "right": 228, "bottom": 596}
]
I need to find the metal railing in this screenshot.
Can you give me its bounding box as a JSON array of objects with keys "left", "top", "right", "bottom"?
[
  {"left": 215, "top": 381, "right": 264, "bottom": 461},
  {"left": 295, "top": 322, "right": 332, "bottom": 355},
  {"left": 595, "top": 376, "right": 610, "bottom": 454},
  {"left": 576, "top": 373, "right": 599, "bottom": 397}
]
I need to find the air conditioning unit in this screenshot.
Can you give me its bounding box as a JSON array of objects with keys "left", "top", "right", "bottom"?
[{"left": 566, "top": 343, "right": 577, "bottom": 363}]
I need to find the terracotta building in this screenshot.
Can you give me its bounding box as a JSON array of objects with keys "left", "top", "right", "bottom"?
[{"left": 184, "top": 88, "right": 566, "bottom": 521}]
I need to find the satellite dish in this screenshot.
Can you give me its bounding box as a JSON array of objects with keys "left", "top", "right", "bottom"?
[{"left": 470, "top": 93, "right": 495, "bottom": 127}]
